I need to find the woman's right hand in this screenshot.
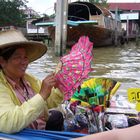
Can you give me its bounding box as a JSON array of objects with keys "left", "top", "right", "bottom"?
[{"left": 39, "top": 73, "right": 56, "bottom": 100}]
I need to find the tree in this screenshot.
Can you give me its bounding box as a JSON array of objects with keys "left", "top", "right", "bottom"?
[
  {"left": 0, "top": 0, "right": 28, "bottom": 27},
  {"left": 89, "top": 0, "right": 109, "bottom": 8}
]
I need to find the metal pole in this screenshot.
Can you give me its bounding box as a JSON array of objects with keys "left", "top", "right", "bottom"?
[
  {"left": 115, "top": 7, "right": 118, "bottom": 46},
  {"left": 126, "top": 16, "right": 129, "bottom": 43},
  {"left": 62, "top": 0, "right": 68, "bottom": 54},
  {"left": 55, "top": 0, "right": 68, "bottom": 56}
]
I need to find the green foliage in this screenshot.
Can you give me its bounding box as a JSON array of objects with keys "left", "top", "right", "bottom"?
[
  {"left": 89, "top": 0, "right": 109, "bottom": 8},
  {"left": 49, "top": 13, "right": 55, "bottom": 19},
  {"left": 0, "top": 0, "right": 27, "bottom": 27}
]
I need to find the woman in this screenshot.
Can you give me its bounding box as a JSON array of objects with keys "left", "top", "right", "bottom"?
[{"left": 0, "top": 30, "right": 64, "bottom": 133}]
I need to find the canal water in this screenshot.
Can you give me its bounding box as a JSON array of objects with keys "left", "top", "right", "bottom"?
[{"left": 27, "top": 41, "right": 140, "bottom": 98}]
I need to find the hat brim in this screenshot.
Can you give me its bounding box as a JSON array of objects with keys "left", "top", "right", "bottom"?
[{"left": 0, "top": 41, "right": 47, "bottom": 63}]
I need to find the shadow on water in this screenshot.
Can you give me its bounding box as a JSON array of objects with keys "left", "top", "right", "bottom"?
[{"left": 27, "top": 41, "right": 140, "bottom": 97}]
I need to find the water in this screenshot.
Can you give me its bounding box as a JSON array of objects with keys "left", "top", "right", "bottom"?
[
  {"left": 92, "top": 42, "right": 140, "bottom": 97},
  {"left": 27, "top": 41, "right": 140, "bottom": 97}
]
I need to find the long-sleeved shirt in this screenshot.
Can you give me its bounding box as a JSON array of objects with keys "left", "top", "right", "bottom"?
[
  {"left": 0, "top": 70, "right": 64, "bottom": 133},
  {"left": 6, "top": 76, "right": 46, "bottom": 130}
]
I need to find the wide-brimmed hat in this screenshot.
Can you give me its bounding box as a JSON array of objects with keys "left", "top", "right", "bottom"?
[{"left": 0, "top": 29, "right": 47, "bottom": 62}]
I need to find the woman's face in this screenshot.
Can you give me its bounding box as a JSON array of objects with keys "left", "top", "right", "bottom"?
[{"left": 0, "top": 47, "right": 29, "bottom": 79}]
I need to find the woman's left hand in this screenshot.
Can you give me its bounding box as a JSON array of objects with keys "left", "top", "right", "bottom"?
[{"left": 39, "top": 73, "right": 56, "bottom": 100}]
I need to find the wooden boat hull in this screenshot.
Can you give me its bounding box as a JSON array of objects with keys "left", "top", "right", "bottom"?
[{"left": 48, "top": 24, "right": 118, "bottom": 47}]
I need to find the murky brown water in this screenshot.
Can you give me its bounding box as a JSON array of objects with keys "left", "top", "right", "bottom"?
[{"left": 27, "top": 41, "right": 140, "bottom": 97}]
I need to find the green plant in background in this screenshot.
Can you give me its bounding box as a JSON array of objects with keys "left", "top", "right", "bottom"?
[
  {"left": 0, "top": 0, "right": 27, "bottom": 27},
  {"left": 89, "top": 0, "right": 109, "bottom": 8}
]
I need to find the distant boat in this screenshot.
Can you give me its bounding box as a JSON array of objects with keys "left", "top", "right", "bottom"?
[{"left": 36, "top": 1, "right": 123, "bottom": 47}]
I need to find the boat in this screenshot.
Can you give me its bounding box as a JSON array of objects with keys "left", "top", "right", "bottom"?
[
  {"left": 0, "top": 128, "right": 86, "bottom": 140},
  {"left": 47, "top": 1, "right": 123, "bottom": 47}
]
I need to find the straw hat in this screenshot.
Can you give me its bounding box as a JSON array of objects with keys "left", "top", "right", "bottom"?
[{"left": 0, "top": 29, "right": 47, "bottom": 62}]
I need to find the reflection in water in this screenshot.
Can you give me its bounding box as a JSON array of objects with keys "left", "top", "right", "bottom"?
[{"left": 27, "top": 42, "right": 140, "bottom": 97}]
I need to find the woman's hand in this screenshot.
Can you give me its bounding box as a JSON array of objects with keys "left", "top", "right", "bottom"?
[
  {"left": 55, "top": 62, "right": 62, "bottom": 74},
  {"left": 39, "top": 73, "right": 56, "bottom": 100}
]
